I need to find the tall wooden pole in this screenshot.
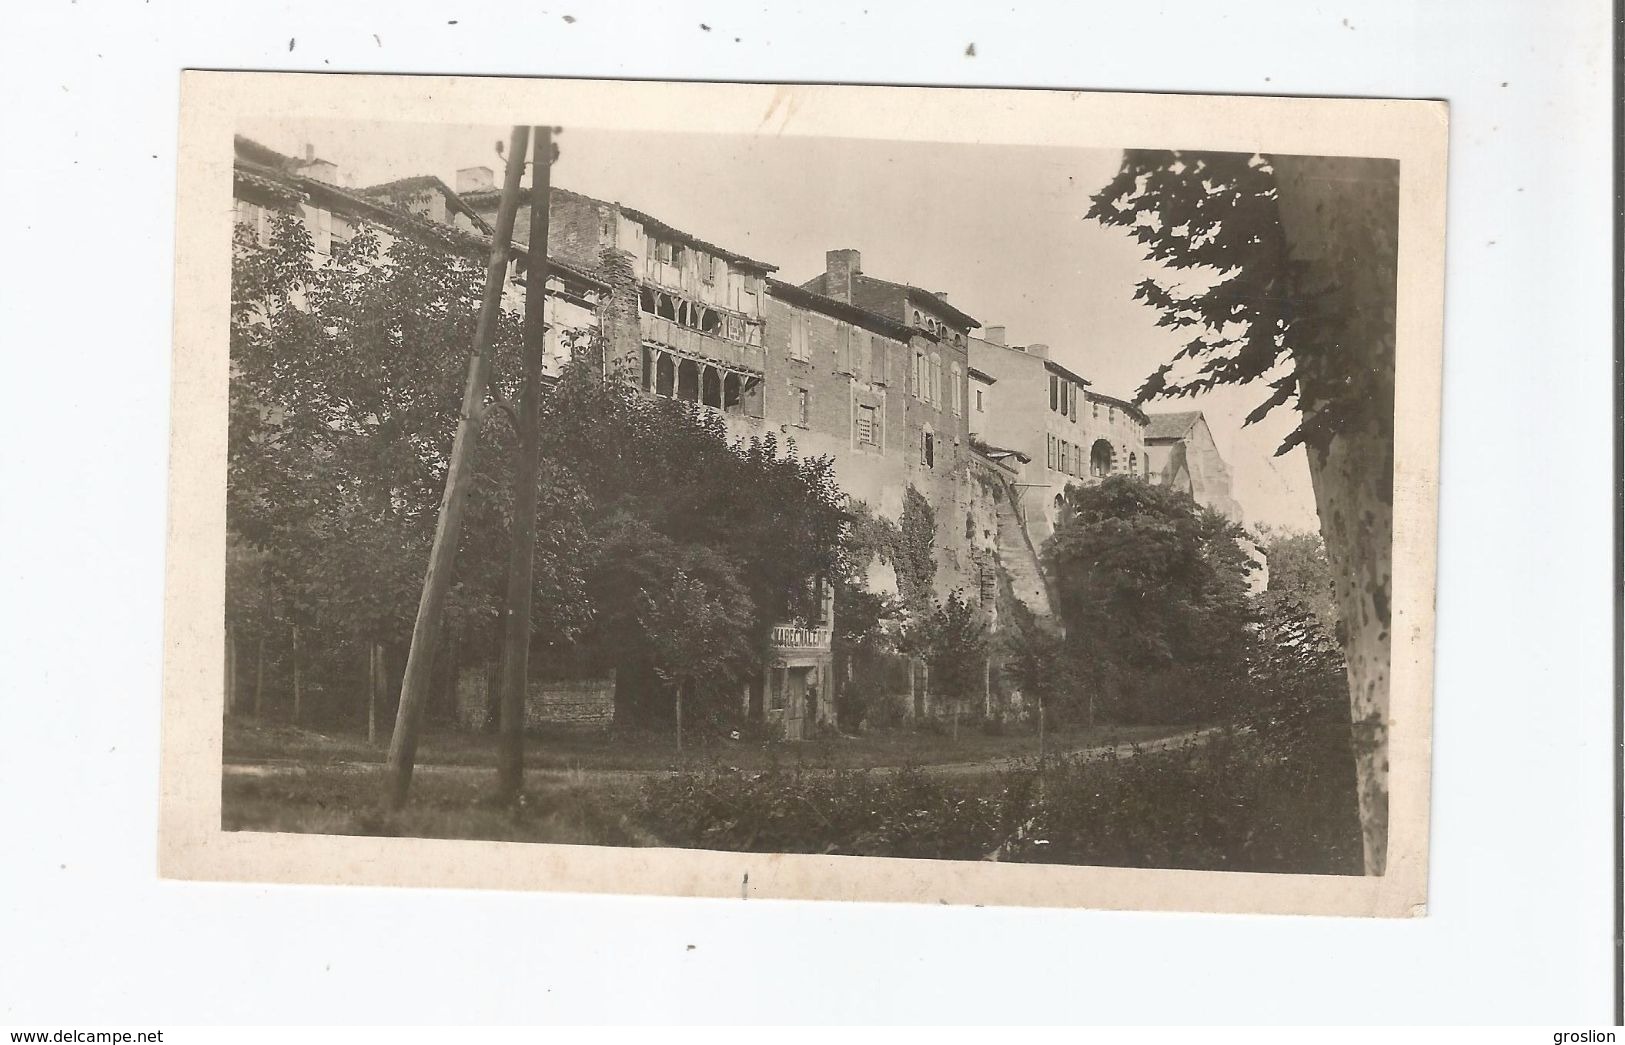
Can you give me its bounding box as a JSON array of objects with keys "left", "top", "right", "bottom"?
[
  {"left": 496, "top": 126, "right": 553, "bottom": 804},
  {"left": 385, "top": 125, "right": 531, "bottom": 809}
]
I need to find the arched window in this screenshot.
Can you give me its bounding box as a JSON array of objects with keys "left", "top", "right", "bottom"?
[
  {"left": 1054, "top": 493, "right": 1065, "bottom": 512},
  {"left": 1090, "top": 439, "right": 1114, "bottom": 478},
  {"left": 1128, "top": 452, "right": 1138, "bottom": 475}
]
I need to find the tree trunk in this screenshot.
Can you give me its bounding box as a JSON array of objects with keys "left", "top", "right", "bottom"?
[
  {"left": 675, "top": 680, "right": 685, "bottom": 753},
  {"left": 384, "top": 126, "right": 532, "bottom": 810},
  {"left": 1273, "top": 155, "right": 1399, "bottom": 876},
  {"left": 496, "top": 126, "right": 554, "bottom": 806},
  {"left": 1304, "top": 426, "right": 1393, "bottom": 875},
  {"left": 442, "top": 636, "right": 460, "bottom": 729},
  {"left": 253, "top": 634, "right": 265, "bottom": 718},
  {"left": 368, "top": 644, "right": 381, "bottom": 745},
  {"left": 225, "top": 624, "right": 237, "bottom": 716},
  {"left": 290, "top": 625, "right": 302, "bottom": 725}
]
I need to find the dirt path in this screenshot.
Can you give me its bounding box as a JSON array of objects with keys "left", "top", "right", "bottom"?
[{"left": 223, "top": 726, "right": 1226, "bottom": 782}]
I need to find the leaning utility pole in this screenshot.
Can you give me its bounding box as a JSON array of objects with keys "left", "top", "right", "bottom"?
[
  {"left": 384, "top": 125, "right": 531, "bottom": 810},
  {"left": 495, "top": 126, "right": 554, "bottom": 804}
]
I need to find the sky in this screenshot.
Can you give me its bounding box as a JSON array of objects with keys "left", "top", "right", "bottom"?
[{"left": 238, "top": 116, "right": 1321, "bottom": 532}]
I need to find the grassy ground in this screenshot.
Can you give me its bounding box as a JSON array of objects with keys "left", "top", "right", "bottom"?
[
  {"left": 223, "top": 717, "right": 1188, "bottom": 774},
  {"left": 223, "top": 762, "right": 656, "bottom": 846}
]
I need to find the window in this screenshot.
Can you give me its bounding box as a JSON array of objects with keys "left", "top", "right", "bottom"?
[
  {"left": 1070, "top": 384, "right": 1078, "bottom": 421},
  {"left": 1129, "top": 452, "right": 1138, "bottom": 475},
  {"left": 855, "top": 403, "right": 880, "bottom": 448},
  {"left": 836, "top": 323, "right": 853, "bottom": 375},
  {"left": 951, "top": 363, "right": 962, "bottom": 416},
  {"left": 1047, "top": 433, "right": 1056, "bottom": 470},
  {"left": 234, "top": 199, "right": 272, "bottom": 247},
  {"left": 1090, "top": 439, "right": 1114, "bottom": 478},
  {"left": 788, "top": 313, "right": 810, "bottom": 362},
  {"left": 793, "top": 386, "right": 809, "bottom": 427},
  {"left": 656, "top": 239, "right": 674, "bottom": 265},
  {"left": 921, "top": 430, "right": 935, "bottom": 469},
  {"left": 1092, "top": 401, "right": 1100, "bottom": 420},
  {"left": 975, "top": 388, "right": 984, "bottom": 413},
  {"left": 1049, "top": 375, "right": 1059, "bottom": 412},
  {"left": 931, "top": 354, "right": 943, "bottom": 406},
  {"left": 1059, "top": 440, "right": 1070, "bottom": 475},
  {"left": 913, "top": 349, "right": 926, "bottom": 398},
  {"left": 1109, "top": 406, "right": 1116, "bottom": 424},
  {"left": 701, "top": 254, "right": 716, "bottom": 284},
  {"left": 301, "top": 204, "right": 332, "bottom": 254}
]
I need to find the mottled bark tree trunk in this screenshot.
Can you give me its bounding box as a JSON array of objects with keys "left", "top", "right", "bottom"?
[{"left": 1273, "top": 155, "right": 1400, "bottom": 876}]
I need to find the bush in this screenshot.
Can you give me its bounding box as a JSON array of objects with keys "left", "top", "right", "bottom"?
[{"left": 636, "top": 731, "right": 1362, "bottom": 874}]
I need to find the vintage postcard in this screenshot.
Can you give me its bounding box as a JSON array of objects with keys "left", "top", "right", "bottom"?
[{"left": 161, "top": 71, "right": 1445, "bottom": 916}]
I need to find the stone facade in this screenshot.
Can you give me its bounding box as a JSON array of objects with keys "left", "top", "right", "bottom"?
[
  {"left": 1144, "top": 410, "right": 1244, "bottom": 521},
  {"left": 455, "top": 667, "right": 616, "bottom": 731}
]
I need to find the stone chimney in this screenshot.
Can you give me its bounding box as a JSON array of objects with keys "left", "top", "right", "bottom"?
[
  {"left": 296, "top": 143, "right": 341, "bottom": 186},
  {"left": 825, "top": 249, "right": 861, "bottom": 303},
  {"left": 1026, "top": 343, "right": 1050, "bottom": 359},
  {"left": 985, "top": 325, "right": 1007, "bottom": 346},
  {"left": 456, "top": 166, "right": 495, "bottom": 193}
]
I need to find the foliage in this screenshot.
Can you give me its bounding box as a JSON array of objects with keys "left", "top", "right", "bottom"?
[
  {"left": 890, "top": 485, "right": 939, "bottom": 614},
  {"left": 637, "top": 734, "right": 1362, "bottom": 874},
  {"left": 1043, "top": 476, "right": 1258, "bottom": 725},
  {"left": 1087, "top": 150, "right": 1342, "bottom": 456},
  {"left": 900, "top": 589, "right": 987, "bottom": 712},
  {"left": 1256, "top": 525, "right": 1341, "bottom": 639},
  {"left": 229, "top": 214, "right": 849, "bottom": 732}
]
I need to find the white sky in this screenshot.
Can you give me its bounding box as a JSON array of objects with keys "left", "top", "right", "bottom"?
[{"left": 239, "top": 116, "right": 1320, "bottom": 532}]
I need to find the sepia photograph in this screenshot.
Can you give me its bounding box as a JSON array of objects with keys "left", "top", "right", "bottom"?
[{"left": 161, "top": 73, "right": 1445, "bottom": 915}]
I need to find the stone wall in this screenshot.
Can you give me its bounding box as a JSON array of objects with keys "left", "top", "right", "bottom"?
[{"left": 455, "top": 667, "right": 616, "bottom": 731}]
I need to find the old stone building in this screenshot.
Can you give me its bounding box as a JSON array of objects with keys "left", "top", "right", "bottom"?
[
  {"left": 967, "top": 328, "right": 1150, "bottom": 545},
  {"left": 238, "top": 137, "right": 1253, "bottom": 737},
  {"left": 1144, "top": 410, "right": 1244, "bottom": 521}
]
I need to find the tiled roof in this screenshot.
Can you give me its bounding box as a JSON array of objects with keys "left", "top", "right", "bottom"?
[
  {"left": 360, "top": 175, "right": 493, "bottom": 234},
  {"left": 1042, "top": 358, "right": 1093, "bottom": 388},
  {"left": 853, "top": 273, "right": 980, "bottom": 331},
  {"left": 1085, "top": 389, "right": 1150, "bottom": 426},
  {"left": 463, "top": 185, "right": 779, "bottom": 274},
  {"left": 1144, "top": 410, "right": 1203, "bottom": 441},
  {"left": 618, "top": 205, "right": 777, "bottom": 274},
  {"left": 233, "top": 147, "right": 608, "bottom": 293},
  {"left": 766, "top": 279, "right": 915, "bottom": 341}
]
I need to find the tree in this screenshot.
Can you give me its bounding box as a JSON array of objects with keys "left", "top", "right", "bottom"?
[
  {"left": 227, "top": 201, "right": 596, "bottom": 744},
  {"left": 1088, "top": 151, "right": 1398, "bottom": 873},
  {"left": 1257, "top": 525, "right": 1340, "bottom": 638},
  {"left": 533, "top": 357, "right": 851, "bottom": 729},
  {"left": 902, "top": 590, "right": 987, "bottom": 717},
  {"left": 1043, "top": 476, "right": 1258, "bottom": 726}
]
